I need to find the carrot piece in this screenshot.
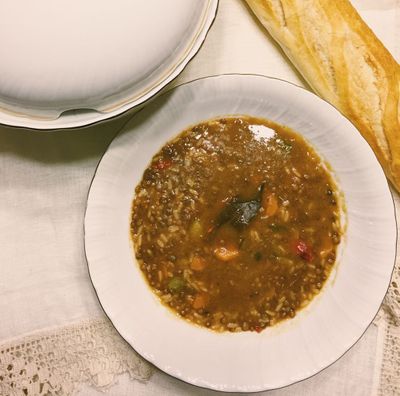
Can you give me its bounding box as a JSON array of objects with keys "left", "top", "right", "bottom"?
[
  {"left": 192, "top": 293, "right": 209, "bottom": 309},
  {"left": 262, "top": 192, "right": 278, "bottom": 217},
  {"left": 213, "top": 245, "right": 239, "bottom": 261},
  {"left": 191, "top": 256, "right": 207, "bottom": 271}
]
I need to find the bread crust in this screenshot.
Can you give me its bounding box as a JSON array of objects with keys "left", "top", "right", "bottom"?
[{"left": 246, "top": 0, "right": 400, "bottom": 190}]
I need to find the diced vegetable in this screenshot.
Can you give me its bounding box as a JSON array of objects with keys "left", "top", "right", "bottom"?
[
  {"left": 192, "top": 293, "right": 209, "bottom": 309},
  {"left": 168, "top": 277, "right": 185, "bottom": 293},
  {"left": 191, "top": 256, "right": 207, "bottom": 271},
  {"left": 214, "top": 245, "right": 239, "bottom": 261},
  {"left": 295, "top": 240, "right": 313, "bottom": 262},
  {"left": 153, "top": 158, "right": 172, "bottom": 170}
]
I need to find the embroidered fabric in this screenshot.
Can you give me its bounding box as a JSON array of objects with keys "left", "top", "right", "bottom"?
[
  {"left": 381, "top": 267, "right": 400, "bottom": 327},
  {"left": 373, "top": 192, "right": 400, "bottom": 395},
  {"left": 378, "top": 319, "right": 400, "bottom": 396},
  {"left": 0, "top": 318, "right": 152, "bottom": 396}
]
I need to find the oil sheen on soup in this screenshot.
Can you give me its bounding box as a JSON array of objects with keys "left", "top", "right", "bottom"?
[{"left": 131, "top": 116, "right": 342, "bottom": 332}]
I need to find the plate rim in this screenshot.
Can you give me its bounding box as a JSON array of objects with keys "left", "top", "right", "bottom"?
[
  {"left": 0, "top": 0, "right": 219, "bottom": 131},
  {"left": 83, "top": 73, "right": 398, "bottom": 392}
]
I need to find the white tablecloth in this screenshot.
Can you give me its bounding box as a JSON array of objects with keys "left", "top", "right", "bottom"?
[{"left": 0, "top": 1, "right": 399, "bottom": 395}]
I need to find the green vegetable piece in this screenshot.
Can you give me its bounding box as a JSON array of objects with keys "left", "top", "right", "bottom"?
[{"left": 168, "top": 277, "right": 185, "bottom": 293}]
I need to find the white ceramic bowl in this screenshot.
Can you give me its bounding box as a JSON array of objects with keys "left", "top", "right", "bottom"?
[
  {"left": 0, "top": 0, "right": 217, "bottom": 129},
  {"left": 84, "top": 74, "right": 396, "bottom": 392}
]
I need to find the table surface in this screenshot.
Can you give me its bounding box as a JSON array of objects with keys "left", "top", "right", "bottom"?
[{"left": 0, "top": 1, "right": 399, "bottom": 395}]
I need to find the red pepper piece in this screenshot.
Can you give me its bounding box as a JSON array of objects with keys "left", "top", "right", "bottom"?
[
  {"left": 254, "top": 326, "right": 262, "bottom": 333},
  {"left": 153, "top": 158, "right": 172, "bottom": 170},
  {"left": 296, "top": 240, "right": 313, "bottom": 262}
]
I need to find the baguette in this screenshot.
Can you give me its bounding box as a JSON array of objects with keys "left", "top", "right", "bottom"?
[{"left": 245, "top": 0, "right": 400, "bottom": 191}]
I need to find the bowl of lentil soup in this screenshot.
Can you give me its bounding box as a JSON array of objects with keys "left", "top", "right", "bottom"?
[
  {"left": 131, "top": 115, "right": 343, "bottom": 332},
  {"left": 85, "top": 74, "right": 396, "bottom": 392}
]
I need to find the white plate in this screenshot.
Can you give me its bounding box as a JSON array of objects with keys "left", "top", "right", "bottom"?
[
  {"left": 84, "top": 74, "right": 396, "bottom": 392},
  {"left": 0, "top": 0, "right": 217, "bottom": 129}
]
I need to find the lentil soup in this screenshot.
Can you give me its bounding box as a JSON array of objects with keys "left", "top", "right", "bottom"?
[{"left": 130, "top": 116, "right": 342, "bottom": 332}]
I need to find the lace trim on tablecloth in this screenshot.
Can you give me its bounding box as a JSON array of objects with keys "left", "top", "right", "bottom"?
[
  {"left": 373, "top": 190, "right": 400, "bottom": 395},
  {"left": 0, "top": 318, "right": 153, "bottom": 396},
  {"left": 376, "top": 269, "right": 400, "bottom": 396},
  {"left": 377, "top": 319, "right": 400, "bottom": 396}
]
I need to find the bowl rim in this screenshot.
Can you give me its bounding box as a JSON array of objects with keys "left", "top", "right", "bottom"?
[{"left": 84, "top": 73, "right": 397, "bottom": 392}]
